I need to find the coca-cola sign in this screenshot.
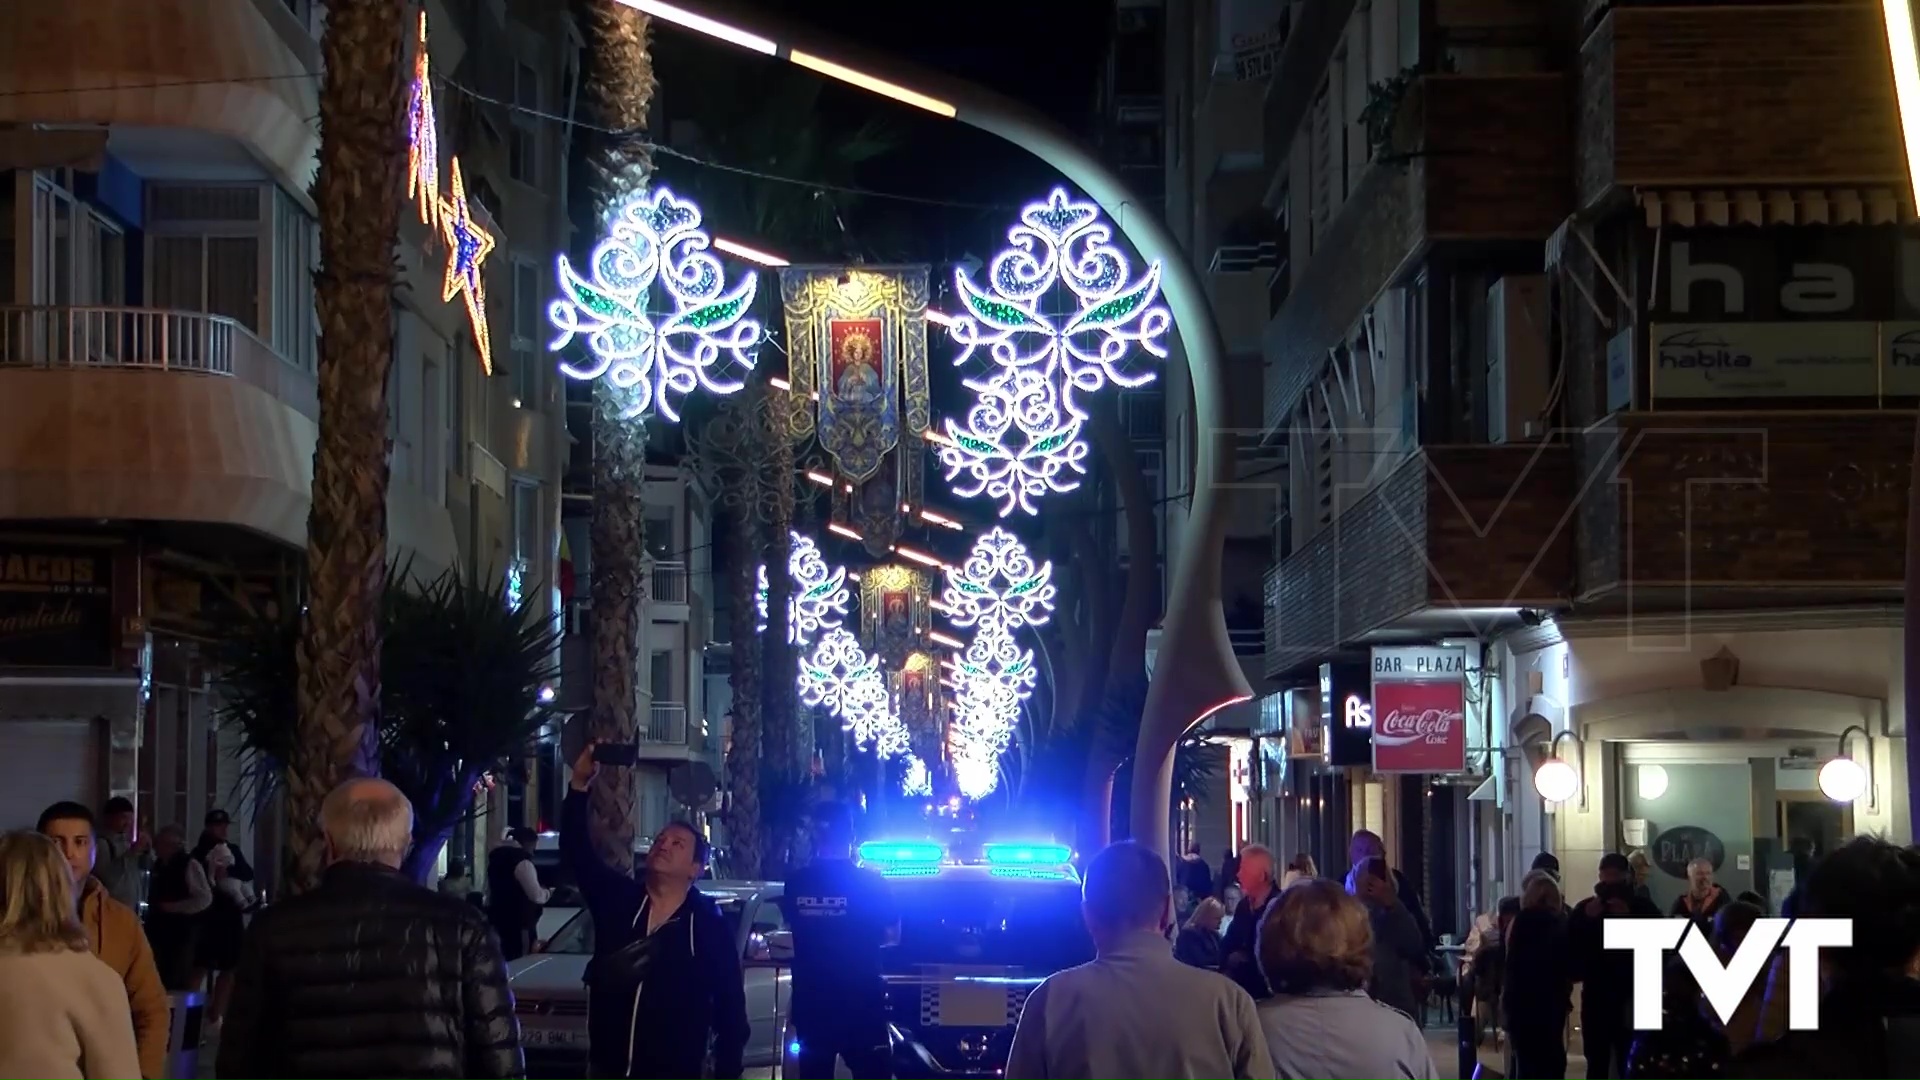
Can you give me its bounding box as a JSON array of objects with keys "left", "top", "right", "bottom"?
[{"left": 1370, "top": 646, "right": 1469, "bottom": 773}]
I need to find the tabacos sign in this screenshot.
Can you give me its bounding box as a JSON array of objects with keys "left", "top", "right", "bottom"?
[
  {"left": 1608, "top": 918, "right": 1852, "bottom": 1031},
  {"left": 1369, "top": 646, "right": 1468, "bottom": 774}
]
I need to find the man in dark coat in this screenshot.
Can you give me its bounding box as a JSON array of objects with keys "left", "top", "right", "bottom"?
[
  {"left": 565, "top": 740, "right": 749, "bottom": 1080},
  {"left": 486, "top": 826, "right": 549, "bottom": 960},
  {"left": 216, "top": 779, "right": 523, "bottom": 1079},
  {"left": 1219, "top": 844, "right": 1278, "bottom": 999},
  {"left": 1568, "top": 852, "right": 1662, "bottom": 1079}
]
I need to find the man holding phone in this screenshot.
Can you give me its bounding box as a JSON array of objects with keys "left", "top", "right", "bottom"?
[
  {"left": 564, "top": 738, "right": 748, "bottom": 1079},
  {"left": 1568, "top": 852, "right": 1662, "bottom": 1078}
]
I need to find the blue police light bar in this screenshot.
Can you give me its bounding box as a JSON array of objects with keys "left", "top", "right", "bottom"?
[
  {"left": 858, "top": 840, "right": 945, "bottom": 866},
  {"left": 982, "top": 842, "right": 1073, "bottom": 867}
]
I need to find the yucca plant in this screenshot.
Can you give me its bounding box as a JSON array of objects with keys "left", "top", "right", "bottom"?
[{"left": 213, "top": 562, "right": 560, "bottom": 883}]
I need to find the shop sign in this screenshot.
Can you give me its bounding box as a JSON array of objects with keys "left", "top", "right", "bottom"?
[
  {"left": 1284, "top": 687, "right": 1324, "bottom": 760},
  {"left": 1218, "top": 0, "right": 1287, "bottom": 82},
  {"left": 0, "top": 545, "right": 114, "bottom": 667},
  {"left": 1319, "top": 662, "right": 1373, "bottom": 768},
  {"left": 1650, "top": 825, "right": 1726, "bottom": 878},
  {"left": 1370, "top": 646, "right": 1468, "bottom": 774},
  {"left": 1649, "top": 322, "right": 1878, "bottom": 400}
]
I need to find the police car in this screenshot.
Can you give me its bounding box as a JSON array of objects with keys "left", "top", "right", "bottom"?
[{"left": 782, "top": 839, "right": 1094, "bottom": 1079}]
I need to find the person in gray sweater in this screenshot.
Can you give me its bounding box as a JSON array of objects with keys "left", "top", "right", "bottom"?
[
  {"left": 1349, "top": 856, "right": 1429, "bottom": 1020},
  {"left": 1256, "top": 878, "right": 1438, "bottom": 1080}
]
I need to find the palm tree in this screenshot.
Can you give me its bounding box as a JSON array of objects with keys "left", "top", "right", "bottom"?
[
  {"left": 290, "top": 0, "right": 412, "bottom": 895},
  {"left": 573, "top": 0, "right": 657, "bottom": 873}
]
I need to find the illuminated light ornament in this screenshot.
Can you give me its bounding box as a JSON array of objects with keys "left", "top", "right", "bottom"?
[
  {"left": 504, "top": 557, "right": 526, "bottom": 611},
  {"left": 756, "top": 532, "right": 850, "bottom": 645},
  {"left": 939, "top": 187, "right": 1171, "bottom": 516},
  {"left": 942, "top": 526, "right": 1056, "bottom": 636},
  {"left": 438, "top": 158, "right": 496, "bottom": 375},
  {"left": 940, "top": 366, "right": 1088, "bottom": 517},
  {"left": 901, "top": 754, "right": 932, "bottom": 797},
  {"left": 405, "top": 11, "right": 439, "bottom": 232},
  {"left": 549, "top": 186, "right": 763, "bottom": 423},
  {"left": 798, "top": 628, "right": 884, "bottom": 716}
]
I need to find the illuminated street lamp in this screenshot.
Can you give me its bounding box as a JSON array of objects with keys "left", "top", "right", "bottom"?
[{"left": 614, "top": 0, "right": 1250, "bottom": 858}]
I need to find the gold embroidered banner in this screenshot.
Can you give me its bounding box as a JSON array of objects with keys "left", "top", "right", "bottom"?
[
  {"left": 859, "top": 563, "right": 930, "bottom": 672},
  {"left": 779, "top": 267, "right": 930, "bottom": 487}
]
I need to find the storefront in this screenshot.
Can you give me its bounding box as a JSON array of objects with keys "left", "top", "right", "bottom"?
[{"left": 1500, "top": 614, "right": 1909, "bottom": 905}]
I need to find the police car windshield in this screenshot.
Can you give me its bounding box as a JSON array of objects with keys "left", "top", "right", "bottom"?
[{"left": 884, "top": 877, "right": 1093, "bottom": 973}]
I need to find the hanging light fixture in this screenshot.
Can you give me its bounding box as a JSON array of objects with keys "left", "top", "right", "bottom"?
[
  {"left": 1534, "top": 729, "right": 1584, "bottom": 806},
  {"left": 1818, "top": 723, "right": 1875, "bottom": 805}
]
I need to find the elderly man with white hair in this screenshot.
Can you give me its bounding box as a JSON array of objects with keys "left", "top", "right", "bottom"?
[{"left": 216, "top": 778, "right": 525, "bottom": 1079}]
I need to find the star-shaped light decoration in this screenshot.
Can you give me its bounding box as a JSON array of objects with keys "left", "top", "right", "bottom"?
[
  {"left": 439, "top": 157, "right": 495, "bottom": 375},
  {"left": 406, "top": 11, "right": 439, "bottom": 232}
]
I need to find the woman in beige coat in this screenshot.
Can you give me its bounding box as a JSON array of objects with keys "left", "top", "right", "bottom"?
[{"left": 0, "top": 830, "right": 143, "bottom": 1079}]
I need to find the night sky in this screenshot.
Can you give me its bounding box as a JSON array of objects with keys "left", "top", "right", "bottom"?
[{"left": 648, "top": 0, "right": 1117, "bottom": 265}]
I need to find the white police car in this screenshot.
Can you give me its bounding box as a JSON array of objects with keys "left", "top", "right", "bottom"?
[{"left": 782, "top": 840, "right": 1094, "bottom": 1080}]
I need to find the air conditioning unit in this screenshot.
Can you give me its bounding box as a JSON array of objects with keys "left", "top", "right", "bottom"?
[{"left": 1487, "top": 275, "right": 1550, "bottom": 445}]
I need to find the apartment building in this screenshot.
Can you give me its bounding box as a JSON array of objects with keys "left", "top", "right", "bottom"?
[
  {"left": 1253, "top": 0, "right": 1913, "bottom": 924},
  {"left": 0, "top": 0, "right": 573, "bottom": 882}
]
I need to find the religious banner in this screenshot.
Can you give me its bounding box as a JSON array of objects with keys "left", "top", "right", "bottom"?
[
  {"left": 893, "top": 650, "right": 944, "bottom": 739},
  {"left": 859, "top": 564, "right": 931, "bottom": 671},
  {"left": 782, "top": 267, "right": 930, "bottom": 554}
]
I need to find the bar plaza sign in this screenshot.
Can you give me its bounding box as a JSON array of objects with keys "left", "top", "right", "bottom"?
[
  {"left": 1646, "top": 231, "right": 1920, "bottom": 401},
  {"left": 1369, "top": 646, "right": 1468, "bottom": 774}
]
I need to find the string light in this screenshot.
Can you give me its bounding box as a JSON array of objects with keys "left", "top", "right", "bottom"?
[
  {"left": 902, "top": 754, "right": 932, "bottom": 797},
  {"left": 797, "top": 628, "right": 909, "bottom": 756},
  {"left": 438, "top": 158, "right": 495, "bottom": 375},
  {"left": 756, "top": 532, "right": 851, "bottom": 645},
  {"left": 939, "top": 187, "right": 1170, "bottom": 517},
  {"left": 406, "top": 12, "right": 440, "bottom": 233},
  {"left": 941, "top": 526, "right": 1055, "bottom": 636},
  {"left": 549, "top": 186, "right": 763, "bottom": 423}
]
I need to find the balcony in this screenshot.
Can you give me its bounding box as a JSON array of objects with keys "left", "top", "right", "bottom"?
[
  {"left": 1264, "top": 443, "right": 1575, "bottom": 678},
  {"left": 646, "top": 559, "right": 693, "bottom": 622},
  {"left": 1574, "top": 3, "right": 1903, "bottom": 208},
  {"left": 1574, "top": 412, "right": 1907, "bottom": 610},
  {"left": 1263, "top": 73, "right": 1570, "bottom": 434},
  {"left": 0, "top": 305, "right": 454, "bottom": 567},
  {"left": 636, "top": 702, "right": 703, "bottom": 761},
  {"left": 0, "top": 0, "right": 319, "bottom": 191}
]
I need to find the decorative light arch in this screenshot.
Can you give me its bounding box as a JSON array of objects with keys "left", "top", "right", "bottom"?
[
  {"left": 939, "top": 187, "right": 1170, "bottom": 517},
  {"left": 756, "top": 532, "right": 850, "bottom": 645},
  {"left": 549, "top": 187, "right": 763, "bottom": 422},
  {"left": 941, "top": 526, "right": 1056, "bottom": 636}
]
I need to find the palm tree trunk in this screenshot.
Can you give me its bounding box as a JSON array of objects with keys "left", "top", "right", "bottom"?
[
  {"left": 723, "top": 502, "right": 764, "bottom": 880},
  {"left": 290, "top": 0, "right": 410, "bottom": 895},
  {"left": 576, "top": 0, "right": 657, "bottom": 871},
  {"left": 756, "top": 389, "right": 797, "bottom": 873},
  {"left": 1906, "top": 416, "right": 1920, "bottom": 841}
]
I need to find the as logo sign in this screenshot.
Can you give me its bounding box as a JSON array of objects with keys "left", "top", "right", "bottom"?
[{"left": 1605, "top": 918, "right": 1852, "bottom": 1030}]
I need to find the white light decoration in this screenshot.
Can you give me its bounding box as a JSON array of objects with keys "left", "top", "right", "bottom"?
[
  {"left": 756, "top": 532, "right": 850, "bottom": 645},
  {"left": 901, "top": 754, "right": 932, "bottom": 797},
  {"left": 942, "top": 526, "right": 1056, "bottom": 636},
  {"left": 549, "top": 187, "right": 762, "bottom": 423},
  {"left": 951, "top": 746, "right": 999, "bottom": 802},
  {"left": 798, "top": 628, "right": 883, "bottom": 716},
  {"left": 939, "top": 187, "right": 1171, "bottom": 517}
]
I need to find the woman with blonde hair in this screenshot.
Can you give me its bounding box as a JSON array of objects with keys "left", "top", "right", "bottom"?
[
  {"left": 1255, "top": 878, "right": 1437, "bottom": 1078},
  {"left": 0, "top": 830, "right": 143, "bottom": 1079},
  {"left": 1502, "top": 869, "right": 1573, "bottom": 1078},
  {"left": 1280, "top": 853, "right": 1317, "bottom": 891},
  {"left": 1176, "top": 896, "right": 1227, "bottom": 969}
]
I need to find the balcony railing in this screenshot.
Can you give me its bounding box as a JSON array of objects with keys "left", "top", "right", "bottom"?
[
  {"left": 645, "top": 703, "right": 688, "bottom": 744},
  {"left": 0, "top": 306, "right": 317, "bottom": 420},
  {"left": 650, "top": 560, "right": 689, "bottom": 604}
]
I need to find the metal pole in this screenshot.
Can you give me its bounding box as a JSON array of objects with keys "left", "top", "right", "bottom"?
[{"left": 613, "top": 0, "right": 1252, "bottom": 861}]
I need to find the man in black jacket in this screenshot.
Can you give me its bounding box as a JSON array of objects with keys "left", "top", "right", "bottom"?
[
  {"left": 216, "top": 778, "right": 524, "bottom": 1079},
  {"left": 1219, "top": 844, "right": 1278, "bottom": 998},
  {"left": 487, "top": 826, "right": 549, "bottom": 960},
  {"left": 1568, "top": 852, "right": 1662, "bottom": 1079},
  {"left": 565, "top": 740, "right": 749, "bottom": 1080}
]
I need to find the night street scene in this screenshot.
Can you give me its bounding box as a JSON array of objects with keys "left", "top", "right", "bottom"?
[{"left": 8, "top": 0, "right": 1920, "bottom": 1077}]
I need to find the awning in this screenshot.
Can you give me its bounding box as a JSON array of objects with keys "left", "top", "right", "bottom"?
[{"left": 1636, "top": 187, "right": 1908, "bottom": 229}]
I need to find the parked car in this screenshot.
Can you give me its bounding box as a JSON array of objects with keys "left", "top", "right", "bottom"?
[{"left": 507, "top": 880, "right": 787, "bottom": 1079}]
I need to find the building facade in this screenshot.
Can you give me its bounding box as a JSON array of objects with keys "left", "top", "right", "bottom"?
[
  {"left": 1247, "top": 0, "right": 1913, "bottom": 929},
  {"left": 0, "top": 0, "right": 574, "bottom": 886}
]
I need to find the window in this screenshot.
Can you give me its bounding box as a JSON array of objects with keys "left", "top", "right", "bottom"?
[
  {"left": 511, "top": 62, "right": 541, "bottom": 185},
  {"left": 450, "top": 333, "right": 469, "bottom": 475},
  {"left": 512, "top": 479, "right": 542, "bottom": 564},
  {"left": 645, "top": 513, "right": 674, "bottom": 562},
  {"left": 1307, "top": 80, "right": 1334, "bottom": 252},
  {"left": 512, "top": 258, "right": 540, "bottom": 406},
  {"left": 271, "top": 189, "right": 317, "bottom": 371},
  {"left": 423, "top": 351, "right": 445, "bottom": 503},
  {"left": 649, "top": 650, "right": 675, "bottom": 703},
  {"left": 145, "top": 183, "right": 266, "bottom": 332}
]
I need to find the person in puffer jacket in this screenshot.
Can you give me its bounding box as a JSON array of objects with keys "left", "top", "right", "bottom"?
[
  {"left": 215, "top": 778, "right": 524, "bottom": 1079},
  {"left": 565, "top": 740, "right": 749, "bottom": 1080}
]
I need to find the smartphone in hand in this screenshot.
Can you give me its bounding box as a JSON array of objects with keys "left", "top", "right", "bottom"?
[{"left": 592, "top": 742, "right": 640, "bottom": 768}]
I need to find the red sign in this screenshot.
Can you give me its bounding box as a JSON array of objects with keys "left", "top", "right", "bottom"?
[{"left": 1371, "top": 679, "right": 1467, "bottom": 773}]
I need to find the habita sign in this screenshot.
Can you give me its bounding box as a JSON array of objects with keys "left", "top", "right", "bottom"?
[{"left": 1369, "top": 645, "right": 1469, "bottom": 774}]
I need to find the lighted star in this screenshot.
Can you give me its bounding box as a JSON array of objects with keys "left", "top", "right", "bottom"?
[
  {"left": 406, "top": 11, "right": 439, "bottom": 232},
  {"left": 439, "top": 157, "right": 495, "bottom": 375}
]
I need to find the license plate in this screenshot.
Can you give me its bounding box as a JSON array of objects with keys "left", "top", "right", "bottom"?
[
  {"left": 528, "top": 1027, "right": 586, "bottom": 1048},
  {"left": 936, "top": 985, "right": 1008, "bottom": 1027}
]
